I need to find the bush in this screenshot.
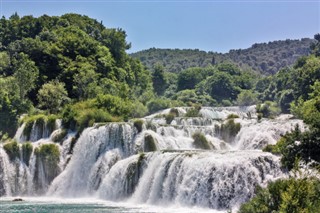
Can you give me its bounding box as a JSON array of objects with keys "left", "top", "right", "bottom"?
[
  {"left": 34, "top": 143, "right": 60, "bottom": 185},
  {"left": 76, "top": 108, "right": 115, "bottom": 132},
  {"left": 147, "top": 98, "right": 171, "bottom": 114},
  {"left": 62, "top": 100, "right": 120, "bottom": 132},
  {"left": 192, "top": 132, "right": 212, "bottom": 150},
  {"left": 165, "top": 113, "right": 175, "bottom": 124},
  {"left": 237, "top": 90, "right": 258, "bottom": 106},
  {"left": 144, "top": 134, "right": 157, "bottom": 152},
  {"left": 52, "top": 129, "right": 68, "bottom": 143},
  {"left": 47, "top": 114, "right": 58, "bottom": 133},
  {"left": 21, "top": 142, "right": 33, "bottom": 166},
  {"left": 133, "top": 119, "right": 144, "bottom": 133},
  {"left": 3, "top": 140, "right": 20, "bottom": 161},
  {"left": 220, "top": 119, "right": 241, "bottom": 142},
  {"left": 256, "top": 101, "right": 280, "bottom": 119},
  {"left": 239, "top": 178, "right": 320, "bottom": 213},
  {"left": 227, "top": 114, "right": 239, "bottom": 119},
  {"left": 95, "top": 94, "right": 131, "bottom": 118},
  {"left": 130, "top": 100, "right": 148, "bottom": 118},
  {"left": 185, "top": 105, "right": 202, "bottom": 117},
  {"left": 22, "top": 114, "right": 57, "bottom": 140}
]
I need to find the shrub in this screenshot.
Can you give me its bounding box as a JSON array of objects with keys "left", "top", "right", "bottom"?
[
  {"left": 21, "top": 142, "right": 33, "bottom": 166},
  {"left": 130, "top": 100, "right": 148, "bottom": 118},
  {"left": 47, "top": 114, "right": 58, "bottom": 133},
  {"left": 221, "top": 119, "right": 241, "bottom": 142},
  {"left": 22, "top": 114, "right": 57, "bottom": 140},
  {"left": 34, "top": 143, "right": 60, "bottom": 185},
  {"left": 165, "top": 113, "right": 175, "bottom": 124},
  {"left": 61, "top": 105, "right": 77, "bottom": 130},
  {"left": 133, "top": 119, "right": 144, "bottom": 133},
  {"left": 169, "top": 108, "right": 179, "bottom": 117},
  {"left": 76, "top": 108, "right": 115, "bottom": 132},
  {"left": 95, "top": 94, "right": 131, "bottom": 118},
  {"left": 239, "top": 178, "right": 320, "bottom": 213},
  {"left": 227, "top": 114, "right": 239, "bottom": 119},
  {"left": 144, "top": 134, "right": 157, "bottom": 152},
  {"left": 192, "top": 132, "right": 212, "bottom": 150},
  {"left": 256, "top": 101, "right": 280, "bottom": 119},
  {"left": 147, "top": 98, "right": 171, "bottom": 114},
  {"left": 52, "top": 129, "right": 68, "bottom": 143},
  {"left": 236, "top": 90, "right": 258, "bottom": 106},
  {"left": 185, "top": 105, "right": 202, "bottom": 117},
  {"left": 3, "top": 140, "right": 20, "bottom": 161}
]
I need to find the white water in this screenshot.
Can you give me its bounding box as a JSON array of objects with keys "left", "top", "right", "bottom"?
[{"left": 0, "top": 106, "right": 305, "bottom": 211}]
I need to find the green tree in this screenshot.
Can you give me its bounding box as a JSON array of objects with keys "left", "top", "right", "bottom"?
[
  {"left": 12, "top": 53, "right": 39, "bottom": 100},
  {"left": 205, "top": 72, "right": 239, "bottom": 102},
  {"left": 152, "top": 63, "right": 167, "bottom": 96},
  {"left": 236, "top": 90, "right": 258, "bottom": 106},
  {"left": 37, "top": 80, "right": 69, "bottom": 113}
]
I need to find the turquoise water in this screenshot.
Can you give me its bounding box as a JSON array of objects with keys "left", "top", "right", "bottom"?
[
  {"left": 0, "top": 198, "right": 221, "bottom": 213},
  {"left": 0, "top": 198, "right": 134, "bottom": 213}
]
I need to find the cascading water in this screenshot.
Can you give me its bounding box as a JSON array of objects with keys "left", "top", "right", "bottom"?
[{"left": 0, "top": 106, "right": 305, "bottom": 212}]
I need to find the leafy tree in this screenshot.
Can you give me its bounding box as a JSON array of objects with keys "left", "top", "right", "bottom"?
[
  {"left": 152, "top": 63, "right": 167, "bottom": 96},
  {"left": 205, "top": 72, "right": 239, "bottom": 102},
  {"left": 37, "top": 80, "right": 69, "bottom": 113},
  {"left": 177, "top": 67, "right": 214, "bottom": 91},
  {"left": 236, "top": 90, "right": 258, "bottom": 106},
  {"left": 12, "top": 53, "right": 39, "bottom": 100},
  {"left": 239, "top": 178, "right": 320, "bottom": 213}
]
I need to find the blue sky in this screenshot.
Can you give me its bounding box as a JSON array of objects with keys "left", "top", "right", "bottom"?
[{"left": 1, "top": 0, "right": 319, "bottom": 53}]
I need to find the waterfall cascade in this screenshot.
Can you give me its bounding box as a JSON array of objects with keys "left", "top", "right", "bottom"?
[{"left": 0, "top": 106, "right": 305, "bottom": 211}]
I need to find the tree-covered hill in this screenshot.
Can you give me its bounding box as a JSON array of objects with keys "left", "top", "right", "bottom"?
[
  {"left": 0, "top": 13, "right": 154, "bottom": 137},
  {"left": 131, "top": 38, "right": 313, "bottom": 75}
]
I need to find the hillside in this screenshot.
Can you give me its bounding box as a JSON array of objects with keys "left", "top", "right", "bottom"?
[{"left": 131, "top": 38, "right": 313, "bottom": 74}]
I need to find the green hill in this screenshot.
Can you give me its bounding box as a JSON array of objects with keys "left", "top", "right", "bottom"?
[{"left": 131, "top": 38, "right": 313, "bottom": 74}]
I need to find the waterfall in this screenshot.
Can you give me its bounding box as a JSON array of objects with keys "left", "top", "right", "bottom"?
[
  {"left": 48, "top": 123, "right": 135, "bottom": 197},
  {"left": 0, "top": 106, "right": 306, "bottom": 211}
]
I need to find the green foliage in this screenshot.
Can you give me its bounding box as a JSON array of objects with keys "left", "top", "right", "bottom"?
[
  {"left": 192, "top": 132, "right": 212, "bottom": 150},
  {"left": 76, "top": 108, "right": 114, "bottom": 132},
  {"left": 226, "top": 114, "right": 239, "bottom": 119},
  {"left": 3, "top": 140, "right": 20, "bottom": 161},
  {"left": 147, "top": 98, "right": 172, "bottom": 114},
  {"left": 177, "top": 67, "right": 215, "bottom": 91},
  {"left": 239, "top": 178, "right": 320, "bottom": 213},
  {"left": 236, "top": 90, "right": 258, "bottom": 106},
  {"left": 131, "top": 38, "right": 312, "bottom": 75},
  {"left": 133, "top": 119, "right": 144, "bottom": 133},
  {"left": 165, "top": 113, "right": 175, "bottom": 124},
  {"left": 21, "top": 142, "right": 33, "bottom": 166},
  {"left": 94, "top": 94, "right": 131, "bottom": 119},
  {"left": 34, "top": 143, "right": 60, "bottom": 185},
  {"left": 144, "top": 134, "right": 157, "bottom": 152},
  {"left": 22, "top": 114, "right": 47, "bottom": 140},
  {"left": 185, "top": 105, "right": 202, "bottom": 117},
  {"left": 37, "top": 80, "right": 69, "bottom": 114},
  {"left": 152, "top": 63, "right": 167, "bottom": 96},
  {"left": 205, "top": 72, "right": 240, "bottom": 102},
  {"left": 52, "top": 129, "right": 68, "bottom": 143},
  {"left": 35, "top": 143, "right": 60, "bottom": 165},
  {"left": 220, "top": 119, "right": 241, "bottom": 142},
  {"left": 12, "top": 53, "right": 39, "bottom": 100},
  {"left": 256, "top": 101, "right": 280, "bottom": 119}
]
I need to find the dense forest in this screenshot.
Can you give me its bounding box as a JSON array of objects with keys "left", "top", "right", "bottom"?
[
  {"left": 0, "top": 13, "right": 320, "bottom": 212},
  {"left": 131, "top": 38, "right": 313, "bottom": 75}
]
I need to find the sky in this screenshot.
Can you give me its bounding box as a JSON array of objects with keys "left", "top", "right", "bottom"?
[{"left": 1, "top": 0, "right": 319, "bottom": 53}]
